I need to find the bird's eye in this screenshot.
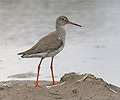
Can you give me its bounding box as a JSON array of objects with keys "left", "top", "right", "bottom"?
[{"left": 61, "top": 18, "right": 64, "bottom": 20}]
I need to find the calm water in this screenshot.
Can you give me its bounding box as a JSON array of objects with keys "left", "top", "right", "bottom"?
[{"left": 0, "top": 0, "right": 120, "bottom": 86}]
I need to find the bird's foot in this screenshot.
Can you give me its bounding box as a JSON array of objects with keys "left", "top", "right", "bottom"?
[
  {"left": 51, "top": 81, "right": 62, "bottom": 85},
  {"left": 35, "top": 84, "right": 43, "bottom": 88},
  {"left": 34, "top": 82, "right": 43, "bottom": 88}
]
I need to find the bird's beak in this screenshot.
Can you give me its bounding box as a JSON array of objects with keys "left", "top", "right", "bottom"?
[{"left": 67, "top": 21, "right": 82, "bottom": 27}]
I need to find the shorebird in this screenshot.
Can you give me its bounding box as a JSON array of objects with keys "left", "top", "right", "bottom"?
[{"left": 18, "top": 16, "right": 82, "bottom": 88}]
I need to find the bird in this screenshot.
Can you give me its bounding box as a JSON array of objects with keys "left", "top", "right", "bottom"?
[{"left": 18, "top": 16, "right": 82, "bottom": 88}]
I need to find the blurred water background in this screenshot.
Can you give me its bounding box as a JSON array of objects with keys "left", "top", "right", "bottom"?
[{"left": 0, "top": 0, "right": 120, "bottom": 87}]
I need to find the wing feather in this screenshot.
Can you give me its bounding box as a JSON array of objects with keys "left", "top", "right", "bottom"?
[{"left": 18, "top": 32, "right": 63, "bottom": 55}]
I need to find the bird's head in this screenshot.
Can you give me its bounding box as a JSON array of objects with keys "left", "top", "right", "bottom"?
[{"left": 56, "top": 16, "right": 82, "bottom": 27}]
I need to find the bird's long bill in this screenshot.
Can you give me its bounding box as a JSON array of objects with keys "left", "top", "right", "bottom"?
[{"left": 67, "top": 21, "right": 82, "bottom": 27}]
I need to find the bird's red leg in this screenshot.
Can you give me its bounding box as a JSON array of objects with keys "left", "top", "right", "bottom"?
[
  {"left": 35, "top": 58, "right": 43, "bottom": 88},
  {"left": 50, "top": 57, "right": 61, "bottom": 85},
  {"left": 50, "top": 57, "right": 55, "bottom": 85}
]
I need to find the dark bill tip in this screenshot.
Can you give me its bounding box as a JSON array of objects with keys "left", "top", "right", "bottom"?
[{"left": 67, "top": 21, "right": 82, "bottom": 27}]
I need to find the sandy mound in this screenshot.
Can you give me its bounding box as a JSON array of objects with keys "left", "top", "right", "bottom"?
[{"left": 0, "top": 72, "right": 120, "bottom": 100}]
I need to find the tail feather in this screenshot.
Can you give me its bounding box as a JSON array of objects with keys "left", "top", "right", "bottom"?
[
  {"left": 17, "top": 52, "right": 24, "bottom": 55},
  {"left": 18, "top": 48, "right": 35, "bottom": 58},
  {"left": 17, "top": 52, "right": 26, "bottom": 58}
]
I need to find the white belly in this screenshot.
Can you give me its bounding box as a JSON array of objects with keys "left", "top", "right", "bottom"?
[{"left": 46, "top": 45, "right": 64, "bottom": 57}]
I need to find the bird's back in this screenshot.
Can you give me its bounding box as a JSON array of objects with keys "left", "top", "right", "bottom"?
[{"left": 18, "top": 31, "right": 64, "bottom": 58}]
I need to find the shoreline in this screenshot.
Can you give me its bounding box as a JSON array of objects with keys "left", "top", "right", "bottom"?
[{"left": 0, "top": 73, "right": 120, "bottom": 100}]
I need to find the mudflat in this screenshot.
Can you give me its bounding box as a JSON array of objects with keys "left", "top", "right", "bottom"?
[{"left": 0, "top": 73, "right": 120, "bottom": 100}]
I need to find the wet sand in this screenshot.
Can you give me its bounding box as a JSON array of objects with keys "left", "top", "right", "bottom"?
[{"left": 0, "top": 72, "right": 120, "bottom": 100}]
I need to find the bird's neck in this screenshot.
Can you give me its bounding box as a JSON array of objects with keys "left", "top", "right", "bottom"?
[
  {"left": 56, "top": 24, "right": 66, "bottom": 44},
  {"left": 56, "top": 24, "right": 65, "bottom": 30}
]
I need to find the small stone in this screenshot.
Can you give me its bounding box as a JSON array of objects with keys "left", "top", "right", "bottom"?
[
  {"left": 72, "top": 89, "right": 77, "bottom": 93},
  {"left": 0, "top": 87, "right": 4, "bottom": 90}
]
